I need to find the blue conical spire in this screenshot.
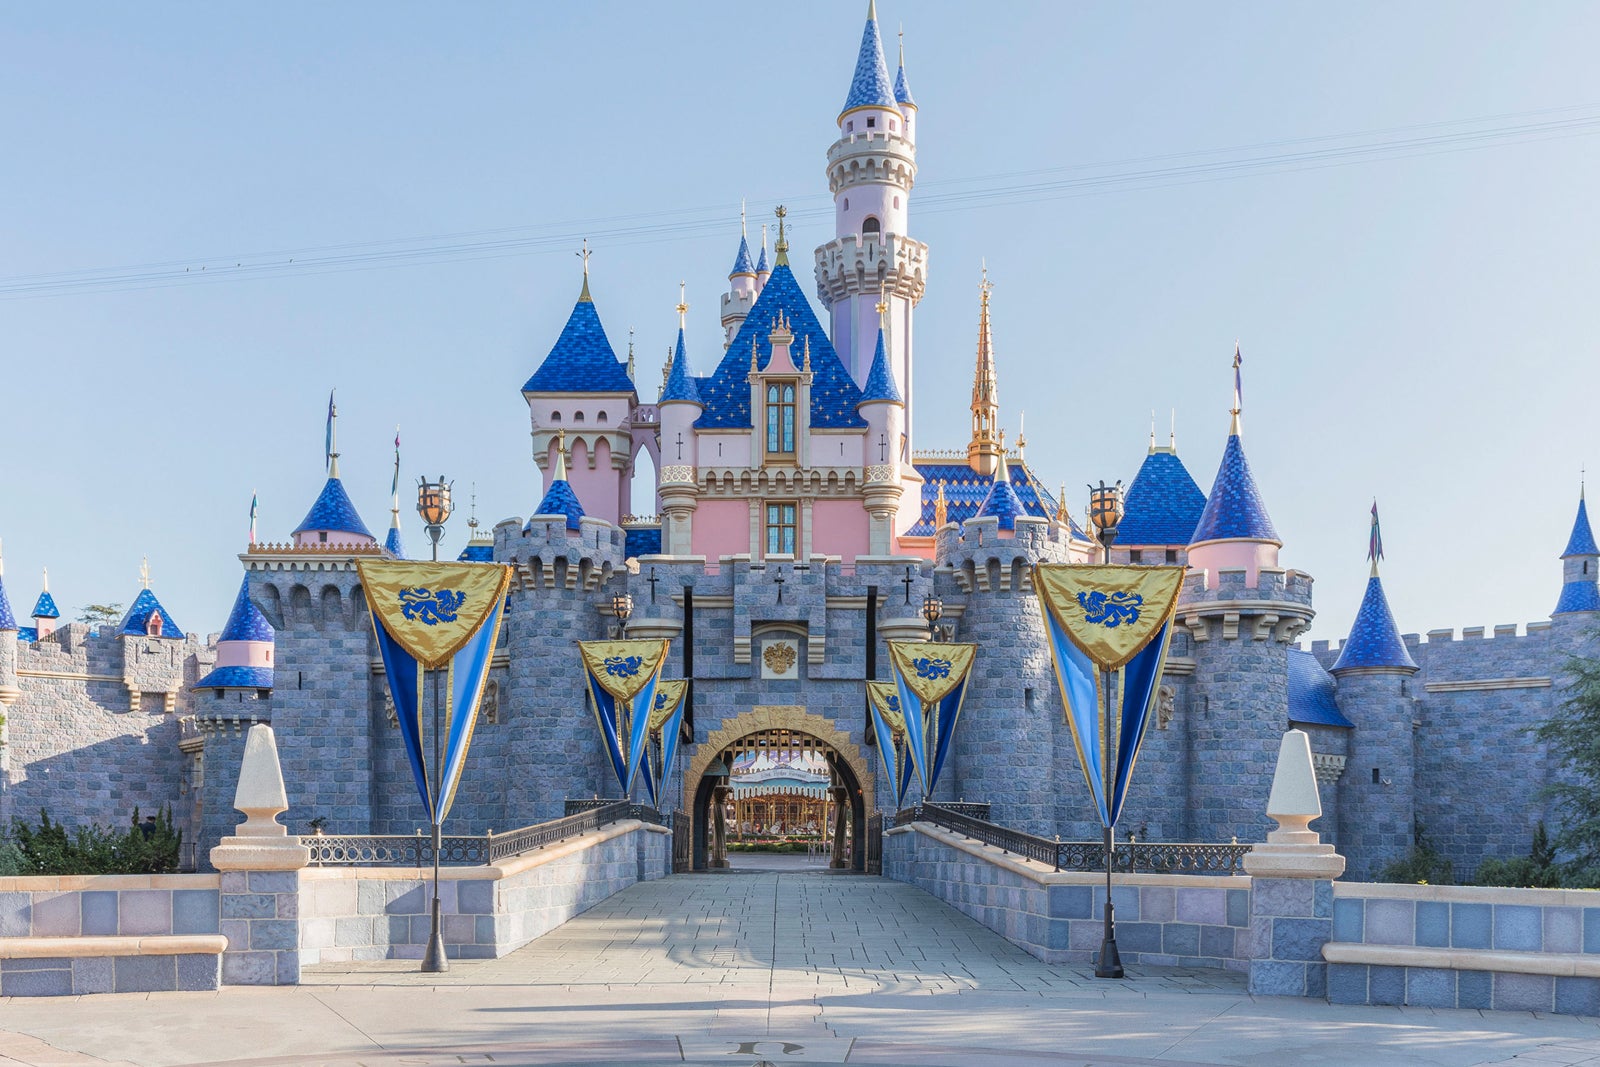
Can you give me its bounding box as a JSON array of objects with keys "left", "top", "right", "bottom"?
[
  {"left": 841, "top": 1, "right": 896, "bottom": 116},
  {"left": 858, "top": 328, "right": 902, "bottom": 406},
  {"left": 529, "top": 434, "right": 586, "bottom": 532},
  {"left": 731, "top": 234, "right": 756, "bottom": 277},
  {"left": 294, "top": 476, "right": 374, "bottom": 541},
  {"left": 974, "top": 447, "right": 1024, "bottom": 531},
  {"left": 756, "top": 225, "right": 771, "bottom": 276},
  {"left": 1332, "top": 577, "right": 1417, "bottom": 672},
  {"left": 893, "top": 27, "right": 916, "bottom": 108},
  {"left": 384, "top": 517, "right": 406, "bottom": 559},
  {"left": 32, "top": 572, "right": 58, "bottom": 620},
  {"left": 121, "top": 587, "right": 182, "bottom": 639},
  {"left": 218, "top": 576, "right": 272, "bottom": 643},
  {"left": 1562, "top": 490, "right": 1598, "bottom": 558},
  {"left": 521, "top": 274, "right": 635, "bottom": 394},
  {"left": 0, "top": 541, "right": 16, "bottom": 632},
  {"left": 194, "top": 577, "right": 274, "bottom": 690},
  {"left": 661, "top": 328, "right": 702, "bottom": 406}
]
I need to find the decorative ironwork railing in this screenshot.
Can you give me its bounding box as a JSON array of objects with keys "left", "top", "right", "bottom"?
[
  {"left": 940, "top": 802, "right": 991, "bottom": 821},
  {"left": 892, "top": 804, "right": 1251, "bottom": 875},
  {"left": 307, "top": 800, "right": 666, "bottom": 867}
]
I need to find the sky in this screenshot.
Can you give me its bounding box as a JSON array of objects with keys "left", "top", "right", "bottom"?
[{"left": 1, "top": 1, "right": 1597, "bottom": 646}]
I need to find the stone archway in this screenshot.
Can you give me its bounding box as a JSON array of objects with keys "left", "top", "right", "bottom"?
[{"left": 684, "top": 705, "right": 873, "bottom": 816}]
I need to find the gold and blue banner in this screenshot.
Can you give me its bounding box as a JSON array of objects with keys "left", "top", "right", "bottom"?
[
  {"left": 1034, "top": 564, "right": 1184, "bottom": 828},
  {"left": 886, "top": 641, "right": 977, "bottom": 798},
  {"left": 358, "top": 560, "right": 513, "bottom": 824},
  {"left": 866, "top": 681, "right": 916, "bottom": 808},
  {"left": 579, "top": 639, "right": 670, "bottom": 798},
  {"left": 640, "top": 679, "right": 687, "bottom": 809}
]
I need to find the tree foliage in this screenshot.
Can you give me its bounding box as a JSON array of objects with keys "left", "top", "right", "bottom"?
[
  {"left": 8, "top": 807, "right": 181, "bottom": 874},
  {"left": 1473, "top": 823, "right": 1566, "bottom": 888},
  {"left": 1376, "top": 822, "right": 1456, "bottom": 884},
  {"left": 76, "top": 603, "right": 123, "bottom": 626},
  {"left": 1535, "top": 646, "right": 1600, "bottom": 871}
]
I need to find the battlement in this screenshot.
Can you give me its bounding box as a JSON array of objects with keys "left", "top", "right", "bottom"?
[
  {"left": 1309, "top": 618, "right": 1555, "bottom": 658},
  {"left": 496, "top": 516, "right": 625, "bottom": 593},
  {"left": 242, "top": 541, "right": 384, "bottom": 576},
  {"left": 930, "top": 516, "right": 1080, "bottom": 595},
  {"left": 1181, "top": 566, "right": 1315, "bottom": 607},
  {"left": 813, "top": 233, "right": 927, "bottom": 307},
  {"left": 1176, "top": 567, "right": 1314, "bottom": 643}
]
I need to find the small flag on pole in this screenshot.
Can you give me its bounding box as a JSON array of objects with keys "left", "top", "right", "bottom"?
[
  {"left": 1232, "top": 342, "right": 1243, "bottom": 413},
  {"left": 324, "top": 390, "right": 336, "bottom": 472},
  {"left": 1369, "top": 501, "right": 1384, "bottom": 572},
  {"left": 391, "top": 428, "right": 401, "bottom": 500},
  {"left": 249, "top": 492, "right": 258, "bottom": 545}
]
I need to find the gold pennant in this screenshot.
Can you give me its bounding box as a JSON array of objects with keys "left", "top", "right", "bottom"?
[
  {"left": 1033, "top": 564, "right": 1185, "bottom": 670},
  {"left": 358, "top": 560, "right": 513, "bottom": 670},
  {"left": 865, "top": 680, "right": 906, "bottom": 735},
  {"left": 648, "top": 679, "right": 687, "bottom": 735},
  {"left": 578, "top": 639, "right": 670, "bottom": 701},
  {"left": 887, "top": 641, "right": 978, "bottom": 704}
]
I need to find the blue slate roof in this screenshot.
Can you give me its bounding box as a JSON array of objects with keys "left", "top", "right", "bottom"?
[
  {"left": 521, "top": 292, "right": 636, "bottom": 395},
  {"left": 1563, "top": 495, "right": 1598, "bottom": 557},
  {"left": 661, "top": 329, "right": 702, "bottom": 406},
  {"left": 293, "top": 477, "right": 374, "bottom": 540},
  {"left": 1287, "top": 648, "right": 1353, "bottom": 728},
  {"left": 625, "top": 526, "right": 662, "bottom": 559},
  {"left": 17, "top": 626, "right": 37, "bottom": 643},
  {"left": 975, "top": 466, "right": 1025, "bottom": 531},
  {"left": 693, "top": 264, "right": 867, "bottom": 431},
  {"left": 894, "top": 61, "right": 916, "bottom": 108},
  {"left": 457, "top": 541, "right": 495, "bottom": 563},
  {"left": 219, "top": 577, "right": 273, "bottom": 643},
  {"left": 1555, "top": 579, "right": 1600, "bottom": 615},
  {"left": 384, "top": 523, "right": 406, "bottom": 559},
  {"left": 194, "top": 665, "right": 274, "bottom": 690},
  {"left": 0, "top": 575, "right": 15, "bottom": 631},
  {"left": 907, "top": 460, "right": 1080, "bottom": 538},
  {"left": 731, "top": 235, "right": 756, "bottom": 276},
  {"left": 32, "top": 590, "right": 59, "bottom": 619},
  {"left": 1192, "top": 434, "right": 1279, "bottom": 544},
  {"left": 1118, "top": 450, "right": 1206, "bottom": 546},
  {"left": 858, "top": 329, "right": 902, "bottom": 405},
  {"left": 120, "top": 588, "right": 184, "bottom": 639},
  {"left": 756, "top": 243, "right": 770, "bottom": 274},
  {"left": 529, "top": 479, "right": 585, "bottom": 532},
  {"left": 1331, "top": 577, "right": 1417, "bottom": 672},
  {"left": 841, "top": 9, "right": 896, "bottom": 115}
]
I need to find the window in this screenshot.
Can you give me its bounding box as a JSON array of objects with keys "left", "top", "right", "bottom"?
[
  {"left": 1166, "top": 549, "right": 1178, "bottom": 564},
  {"left": 866, "top": 117, "right": 876, "bottom": 129},
  {"left": 1128, "top": 549, "right": 1142, "bottom": 564},
  {"left": 847, "top": 120, "right": 854, "bottom": 132},
  {"left": 597, "top": 412, "right": 608, "bottom": 424},
  {"left": 889, "top": 118, "right": 897, "bottom": 131},
  {"left": 766, "top": 502, "right": 797, "bottom": 556},
  {"left": 573, "top": 411, "right": 584, "bottom": 423},
  {"left": 862, "top": 216, "right": 880, "bottom": 235},
  {"left": 550, "top": 411, "right": 561, "bottom": 422},
  {"left": 843, "top": 197, "right": 848, "bottom": 210},
  {"left": 319, "top": 532, "right": 328, "bottom": 543},
  {"left": 893, "top": 195, "right": 900, "bottom": 208},
  {"left": 766, "top": 382, "right": 796, "bottom": 455}
]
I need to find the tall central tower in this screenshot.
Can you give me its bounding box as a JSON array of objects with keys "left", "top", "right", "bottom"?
[{"left": 815, "top": 2, "right": 927, "bottom": 458}]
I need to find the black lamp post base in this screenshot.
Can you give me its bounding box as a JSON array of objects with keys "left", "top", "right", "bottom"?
[
  {"left": 1095, "top": 934, "right": 1124, "bottom": 979},
  {"left": 420, "top": 898, "right": 449, "bottom": 972}
]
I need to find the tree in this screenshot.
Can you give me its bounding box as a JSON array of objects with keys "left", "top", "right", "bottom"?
[
  {"left": 76, "top": 603, "right": 122, "bottom": 626},
  {"left": 1535, "top": 645, "right": 1600, "bottom": 871}
]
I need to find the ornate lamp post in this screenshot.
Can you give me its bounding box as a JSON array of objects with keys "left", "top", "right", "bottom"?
[
  {"left": 611, "top": 592, "right": 633, "bottom": 636},
  {"left": 1086, "top": 479, "right": 1125, "bottom": 979},
  {"left": 414, "top": 477, "right": 453, "bottom": 972},
  {"left": 921, "top": 593, "right": 944, "bottom": 640}
]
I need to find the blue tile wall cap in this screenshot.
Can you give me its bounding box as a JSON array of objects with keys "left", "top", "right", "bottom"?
[
  {"left": 857, "top": 328, "right": 903, "bottom": 406},
  {"left": 840, "top": 2, "right": 897, "bottom": 116},
  {"left": 1117, "top": 449, "right": 1206, "bottom": 546},
  {"left": 1331, "top": 576, "right": 1418, "bottom": 673},
  {"left": 1191, "top": 434, "right": 1281, "bottom": 544},
  {"left": 521, "top": 291, "right": 636, "bottom": 395},
  {"left": 193, "top": 665, "right": 274, "bottom": 691},
  {"left": 1562, "top": 493, "right": 1598, "bottom": 557},
  {"left": 219, "top": 577, "right": 273, "bottom": 643},
  {"left": 457, "top": 542, "right": 495, "bottom": 563},
  {"left": 661, "top": 328, "right": 703, "bottom": 406},
  {"left": 625, "top": 526, "right": 663, "bottom": 560},
  {"left": 120, "top": 587, "right": 184, "bottom": 639},
  {"left": 293, "top": 476, "right": 375, "bottom": 540}
]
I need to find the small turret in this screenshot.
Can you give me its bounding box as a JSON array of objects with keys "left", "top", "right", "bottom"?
[
  {"left": 755, "top": 224, "right": 771, "bottom": 292},
  {"left": 1118, "top": 416, "right": 1206, "bottom": 557},
  {"left": 1331, "top": 505, "right": 1417, "bottom": 674},
  {"left": 194, "top": 577, "right": 275, "bottom": 691},
  {"left": 120, "top": 558, "right": 183, "bottom": 639},
  {"left": 858, "top": 316, "right": 907, "bottom": 554},
  {"left": 32, "top": 569, "right": 59, "bottom": 639},
  {"left": 0, "top": 541, "right": 15, "bottom": 634},
  {"left": 0, "top": 541, "right": 17, "bottom": 710},
  {"left": 1554, "top": 486, "right": 1600, "bottom": 616},
  {"left": 384, "top": 428, "right": 405, "bottom": 559},
  {"left": 1188, "top": 346, "right": 1281, "bottom": 587},
  {"left": 893, "top": 24, "right": 917, "bottom": 143},
  {"left": 293, "top": 397, "right": 376, "bottom": 548},
  {"left": 973, "top": 437, "right": 1024, "bottom": 534},
  {"left": 722, "top": 209, "right": 759, "bottom": 347},
  {"left": 527, "top": 431, "right": 586, "bottom": 533}
]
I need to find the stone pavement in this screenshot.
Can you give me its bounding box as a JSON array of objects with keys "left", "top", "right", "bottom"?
[{"left": 3, "top": 868, "right": 1600, "bottom": 1066}]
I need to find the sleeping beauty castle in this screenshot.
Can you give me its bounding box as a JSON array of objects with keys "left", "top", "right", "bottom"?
[{"left": 1, "top": 3, "right": 1596, "bottom": 881}]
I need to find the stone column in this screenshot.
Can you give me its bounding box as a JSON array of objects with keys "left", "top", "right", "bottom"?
[
  {"left": 1243, "top": 729, "right": 1345, "bottom": 999},
  {"left": 210, "top": 724, "right": 310, "bottom": 986},
  {"left": 710, "top": 783, "right": 731, "bottom": 868},
  {"left": 829, "top": 786, "right": 850, "bottom": 869}
]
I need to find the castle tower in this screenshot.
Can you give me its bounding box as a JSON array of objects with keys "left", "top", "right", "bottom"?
[
  {"left": 1180, "top": 350, "right": 1314, "bottom": 842},
  {"left": 858, "top": 313, "right": 906, "bottom": 555},
  {"left": 1329, "top": 505, "right": 1419, "bottom": 879},
  {"left": 1553, "top": 486, "right": 1599, "bottom": 618},
  {"left": 0, "top": 542, "right": 19, "bottom": 713},
  {"left": 193, "top": 576, "right": 275, "bottom": 693},
  {"left": 31, "top": 569, "right": 59, "bottom": 640},
  {"left": 526, "top": 433, "right": 587, "bottom": 534},
  {"left": 721, "top": 214, "right": 758, "bottom": 348},
  {"left": 755, "top": 225, "right": 771, "bottom": 293},
  {"left": 384, "top": 430, "right": 406, "bottom": 558},
  {"left": 973, "top": 436, "right": 1024, "bottom": 534},
  {"left": 967, "top": 270, "right": 1002, "bottom": 476},
  {"left": 658, "top": 292, "right": 703, "bottom": 555},
  {"left": 520, "top": 255, "right": 639, "bottom": 525},
  {"left": 1116, "top": 418, "right": 1206, "bottom": 565},
  {"left": 814, "top": 1, "right": 927, "bottom": 452},
  {"left": 292, "top": 400, "right": 376, "bottom": 548}
]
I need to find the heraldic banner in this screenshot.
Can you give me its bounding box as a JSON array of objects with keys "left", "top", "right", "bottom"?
[
  {"left": 1033, "top": 564, "right": 1184, "bottom": 829},
  {"left": 639, "top": 679, "right": 687, "bottom": 809},
  {"left": 358, "top": 560, "right": 513, "bottom": 824},
  {"left": 578, "top": 639, "right": 670, "bottom": 799},
  {"left": 866, "top": 680, "right": 917, "bottom": 808},
  {"left": 886, "top": 641, "right": 978, "bottom": 798}
]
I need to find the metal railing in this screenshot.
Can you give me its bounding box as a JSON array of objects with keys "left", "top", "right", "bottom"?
[
  {"left": 893, "top": 803, "right": 1251, "bottom": 875},
  {"left": 306, "top": 800, "right": 665, "bottom": 867}
]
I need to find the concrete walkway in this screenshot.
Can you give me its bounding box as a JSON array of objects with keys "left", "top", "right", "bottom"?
[{"left": 2, "top": 870, "right": 1600, "bottom": 1066}]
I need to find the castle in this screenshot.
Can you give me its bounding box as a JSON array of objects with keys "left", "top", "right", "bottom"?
[{"left": 1, "top": 5, "right": 1595, "bottom": 882}]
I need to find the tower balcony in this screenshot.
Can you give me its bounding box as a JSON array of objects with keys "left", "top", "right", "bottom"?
[
  {"left": 826, "top": 130, "right": 917, "bottom": 195},
  {"left": 813, "top": 233, "right": 927, "bottom": 309}
]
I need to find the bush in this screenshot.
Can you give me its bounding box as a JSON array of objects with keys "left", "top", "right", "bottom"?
[
  {"left": 1376, "top": 823, "right": 1455, "bottom": 885},
  {"left": 0, "top": 838, "right": 26, "bottom": 876},
  {"left": 9, "top": 807, "right": 182, "bottom": 875}
]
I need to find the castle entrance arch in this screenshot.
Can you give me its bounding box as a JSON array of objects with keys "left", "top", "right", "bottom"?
[{"left": 685, "top": 707, "right": 871, "bottom": 872}]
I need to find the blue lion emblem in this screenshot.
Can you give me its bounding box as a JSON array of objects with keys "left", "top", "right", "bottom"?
[
  {"left": 398, "top": 587, "right": 466, "bottom": 626},
  {"left": 604, "top": 655, "right": 643, "bottom": 678},
  {"left": 912, "top": 656, "right": 952, "bottom": 680},
  {"left": 885, "top": 694, "right": 901, "bottom": 713},
  {"left": 1078, "top": 590, "right": 1143, "bottom": 628},
  {"left": 655, "top": 690, "right": 671, "bottom": 710}
]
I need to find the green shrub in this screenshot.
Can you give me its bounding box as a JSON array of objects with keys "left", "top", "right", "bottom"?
[
  {"left": 1376, "top": 823, "right": 1455, "bottom": 885},
  {"left": 9, "top": 807, "right": 182, "bottom": 875},
  {"left": 0, "top": 838, "right": 26, "bottom": 876}
]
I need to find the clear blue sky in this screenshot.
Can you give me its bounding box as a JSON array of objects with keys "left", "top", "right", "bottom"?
[{"left": 2, "top": 1, "right": 1597, "bottom": 646}]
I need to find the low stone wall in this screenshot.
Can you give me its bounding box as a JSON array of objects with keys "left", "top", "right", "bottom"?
[
  {"left": 0, "top": 874, "right": 224, "bottom": 994},
  {"left": 1325, "top": 882, "right": 1600, "bottom": 1014},
  {"left": 884, "top": 823, "right": 1251, "bottom": 968},
  {"left": 299, "top": 820, "right": 670, "bottom": 966}
]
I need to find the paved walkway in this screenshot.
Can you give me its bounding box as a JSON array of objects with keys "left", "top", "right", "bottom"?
[{"left": 3, "top": 870, "right": 1600, "bottom": 1066}]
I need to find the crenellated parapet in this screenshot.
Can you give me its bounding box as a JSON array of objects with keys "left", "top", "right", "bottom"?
[
  {"left": 813, "top": 233, "right": 927, "bottom": 310},
  {"left": 934, "top": 515, "right": 1077, "bottom": 593},
  {"left": 494, "top": 516, "right": 626, "bottom": 592},
  {"left": 1178, "top": 567, "right": 1315, "bottom": 644}
]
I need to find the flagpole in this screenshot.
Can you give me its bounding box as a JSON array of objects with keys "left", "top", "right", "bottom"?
[
  {"left": 1088, "top": 481, "right": 1126, "bottom": 980},
  {"left": 416, "top": 476, "right": 453, "bottom": 973}
]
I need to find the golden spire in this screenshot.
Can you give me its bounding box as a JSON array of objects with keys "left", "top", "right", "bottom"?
[
  {"left": 750, "top": 335, "right": 759, "bottom": 372},
  {"left": 1055, "top": 483, "right": 1071, "bottom": 528},
  {"left": 676, "top": 281, "right": 688, "bottom": 331},
  {"left": 627, "top": 327, "right": 635, "bottom": 382},
  {"left": 967, "top": 263, "right": 1002, "bottom": 477},
  {"left": 553, "top": 429, "right": 568, "bottom": 481},
  {"left": 1149, "top": 409, "right": 1157, "bottom": 454},
  {"left": 934, "top": 483, "right": 948, "bottom": 528},
  {"left": 802, "top": 335, "right": 812, "bottom": 373},
  {"left": 773, "top": 205, "right": 789, "bottom": 266},
  {"left": 577, "top": 239, "right": 593, "bottom": 303}
]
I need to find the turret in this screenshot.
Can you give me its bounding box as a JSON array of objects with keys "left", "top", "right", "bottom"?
[
  {"left": 857, "top": 319, "right": 905, "bottom": 554},
  {"left": 119, "top": 559, "right": 183, "bottom": 640},
  {"left": 1187, "top": 347, "right": 1281, "bottom": 587},
  {"left": 30, "top": 568, "right": 60, "bottom": 640},
  {"left": 384, "top": 429, "right": 405, "bottom": 558},
  {"left": 658, "top": 293, "right": 704, "bottom": 556},
  {"left": 755, "top": 224, "right": 771, "bottom": 293},
  {"left": 967, "top": 269, "right": 1002, "bottom": 477},
  {"left": 193, "top": 576, "right": 275, "bottom": 693},
  {"left": 292, "top": 398, "right": 376, "bottom": 548},
  {"left": 1116, "top": 417, "right": 1206, "bottom": 566},
  {"left": 0, "top": 541, "right": 19, "bottom": 711},
  {"left": 893, "top": 25, "right": 917, "bottom": 144},
  {"left": 527, "top": 432, "right": 587, "bottom": 535},
  {"left": 815, "top": 0, "right": 927, "bottom": 447},
  {"left": 972, "top": 437, "right": 1024, "bottom": 536},
  {"left": 721, "top": 212, "right": 758, "bottom": 347},
  {"left": 1329, "top": 504, "right": 1418, "bottom": 879},
  {"left": 1554, "top": 486, "right": 1599, "bottom": 616}
]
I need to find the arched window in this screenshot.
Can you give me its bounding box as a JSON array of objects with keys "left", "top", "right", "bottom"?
[
  {"left": 862, "top": 216, "right": 881, "bottom": 236},
  {"left": 550, "top": 411, "right": 562, "bottom": 423},
  {"left": 573, "top": 411, "right": 585, "bottom": 423},
  {"left": 597, "top": 411, "right": 608, "bottom": 424},
  {"left": 843, "top": 197, "right": 849, "bottom": 210}
]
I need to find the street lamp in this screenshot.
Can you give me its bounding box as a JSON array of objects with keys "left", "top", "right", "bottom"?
[
  {"left": 1086, "top": 478, "right": 1125, "bottom": 980},
  {"left": 611, "top": 592, "right": 634, "bottom": 635},
  {"left": 416, "top": 477, "right": 453, "bottom": 562},
  {"left": 413, "top": 475, "right": 453, "bottom": 973},
  {"left": 921, "top": 593, "right": 944, "bottom": 641}
]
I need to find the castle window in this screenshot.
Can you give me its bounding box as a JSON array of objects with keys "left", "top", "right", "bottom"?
[
  {"left": 1166, "top": 549, "right": 1178, "bottom": 564},
  {"left": 847, "top": 120, "right": 854, "bottom": 133},
  {"left": 843, "top": 197, "right": 848, "bottom": 210},
  {"left": 766, "top": 501, "right": 797, "bottom": 556},
  {"left": 573, "top": 411, "right": 584, "bottom": 423},
  {"left": 893, "top": 196, "right": 900, "bottom": 208},
  {"left": 1128, "top": 550, "right": 1142, "bottom": 564},
  {"left": 862, "top": 216, "right": 880, "bottom": 236},
  {"left": 550, "top": 411, "right": 561, "bottom": 422},
  {"left": 1371, "top": 768, "right": 1381, "bottom": 785},
  {"left": 597, "top": 412, "right": 608, "bottom": 424},
  {"left": 889, "top": 118, "right": 897, "bottom": 132},
  {"left": 766, "top": 382, "right": 796, "bottom": 455},
  {"left": 319, "top": 532, "right": 328, "bottom": 543},
  {"left": 866, "top": 116, "right": 876, "bottom": 129}
]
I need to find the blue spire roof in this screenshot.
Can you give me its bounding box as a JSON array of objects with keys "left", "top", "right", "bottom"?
[
  {"left": 1331, "top": 576, "right": 1417, "bottom": 672},
  {"left": 858, "top": 328, "right": 902, "bottom": 405},
  {"left": 218, "top": 577, "right": 273, "bottom": 643},
  {"left": 1191, "top": 434, "right": 1279, "bottom": 544},
  {"left": 731, "top": 234, "right": 756, "bottom": 276},
  {"left": 756, "top": 242, "right": 770, "bottom": 274},
  {"left": 974, "top": 457, "right": 1025, "bottom": 531},
  {"left": 1118, "top": 450, "right": 1206, "bottom": 546},
  {"left": 32, "top": 590, "right": 59, "bottom": 620},
  {"left": 661, "top": 329, "right": 702, "bottom": 406},
  {"left": 907, "top": 459, "right": 1078, "bottom": 538},
  {"left": 293, "top": 477, "right": 374, "bottom": 540},
  {"left": 0, "top": 571, "right": 15, "bottom": 632},
  {"left": 1562, "top": 494, "right": 1598, "bottom": 557},
  {"left": 530, "top": 479, "right": 586, "bottom": 532},
  {"left": 521, "top": 290, "right": 636, "bottom": 395},
  {"left": 1556, "top": 580, "right": 1600, "bottom": 615},
  {"left": 121, "top": 587, "right": 183, "bottom": 639},
  {"left": 894, "top": 59, "right": 916, "bottom": 108},
  {"left": 384, "top": 523, "right": 406, "bottom": 559},
  {"left": 841, "top": 6, "right": 896, "bottom": 115},
  {"left": 194, "top": 665, "right": 274, "bottom": 690},
  {"left": 1287, "top": 649, "right": 1353, "bottom": 728},
  {"left": 457, "top": 541, "right": 495, "bottom": 563},
  {"left": 693, "top": 264, "right": 867, "bottom": 431}
]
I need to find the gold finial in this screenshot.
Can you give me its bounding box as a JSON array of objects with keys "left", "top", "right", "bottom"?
[
  {"left": 934, "top": 483, "right": 948, "bottom": 528},
  {"left": 1056, "top": 483, "right": 1070, "bottom": 527},
  {"left": 627, "top": 327, "right": 635, "bottom": 382},
  {"left": 979, "top": 259, "right": 992, "bottom": 305},
  {"left": 577, "top": 239, "right": 593, "bottom": 302},
  {"left": 867, "top": 0, "right": 877, "bottom": 20},
  {"left": 750, "top": 335, "right": 759, "bottom": 371},
  {"left": 553, "top": 429, "right": 569, "bottom": 481},
  {"left": 1149, "top": 409, "right": 1157, "bottom": 454},
  {"left": 1017, "top": 411, "right": 1026, "bottom": 458},
  {"left": 875, "top": 279, "right": 889, "bottom": 325},
  {"left": 140, "top": 556, "right": 151, "bottom": 590},
  {"left": 468, "top": 483, "right": 479, "bottom": 531},
  {"left": 676, "top": 281, "right": 688, "bottom": 330},
  {"left": 1170, "top": 409, "right": 1177, "bottom": 450},
  {"left": 773, "top": 205, "right": 789, "bottom": 265},
  {"left": 1230, "top": 340, "right": 1243, "bottom": 436},
  {"left": 802, "top": 335, "right": 812, "bottom": 372}
]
